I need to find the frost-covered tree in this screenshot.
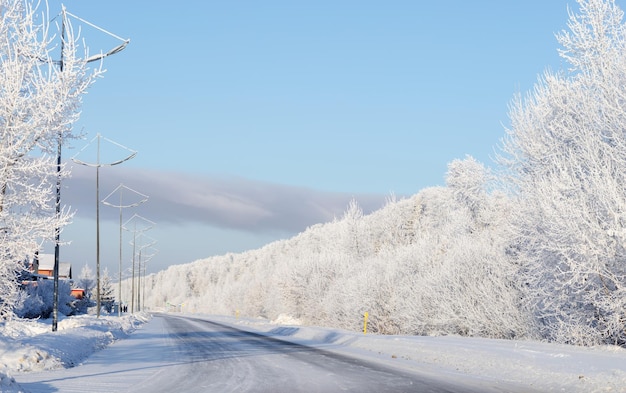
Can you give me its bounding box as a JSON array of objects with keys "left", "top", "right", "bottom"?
[
  {"left": 73, "top": 264, "right": 95, "bottom": 314},
  {"left": 499, "top": 0, "right": 626, "bottom": 345},
  {"left": 0, "top": 0, "right": 100, "bottom": 317},
  {"left": 341, "top": 198, "right": 364, "bottom": 259},
  {"left": 99, "top": 268, "right": 114, "bottom": 313},
  {"left": 76, "top": 264, "right": 95, "bottom": 298},
  {"left": 446, "top": 155, "right": 488, "bottom": 224}
]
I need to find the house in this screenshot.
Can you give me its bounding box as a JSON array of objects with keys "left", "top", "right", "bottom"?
[
  {"left": 32, "top": 253, "right": 72, "bottom": 280},
  {"left": 22, "top": 253, "right": 84, "bottom": 301},
  {"left": 70, "top": 288, "right": 85, "bottom": 299}
]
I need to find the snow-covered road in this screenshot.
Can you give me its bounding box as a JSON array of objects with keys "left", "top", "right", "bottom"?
[
  {"left": 13, "top": 314, "right": 519, "bottom": 392},
  {"left": 144, "top": 314, "right": 478, "bottom": 392}
]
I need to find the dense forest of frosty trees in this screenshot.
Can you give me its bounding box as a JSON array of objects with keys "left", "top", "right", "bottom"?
[
  {"left": 139, "top": 162, "right": 528, "bottom": 339},
  {"left": 135, "top": 0, "right": 626, "bottom": 347},
  {"left": 138, "top": 158, "right": 529, "bottom": 339}
]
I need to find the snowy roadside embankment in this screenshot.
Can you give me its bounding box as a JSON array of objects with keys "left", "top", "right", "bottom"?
[
  {"left": 0, "top": 313, "right": 150, "bottom": 391},
  {"left": 225, "top": 314, "right": 626, "bottom": 393}
]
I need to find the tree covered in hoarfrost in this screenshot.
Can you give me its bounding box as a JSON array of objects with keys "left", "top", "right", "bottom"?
[
  {"left": 99, "top": 268, "right": 115, "bottom": 313},
  {"left": 446, "top": 155, "right": 487, "bottom": 222},
  {"left": 71, "top": 264, "right": 95, "bottom": 314},
  {"left": 76, "top": 264, "right": 95, "bottom": 299},
  {"left": 0, "top": 0, "right": 100, "bottom": 317},
  {"left": 499, "top": 0, "right": 626, "bottom": 345}
]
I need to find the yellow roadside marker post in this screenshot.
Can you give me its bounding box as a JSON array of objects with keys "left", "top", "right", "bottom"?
[{"left": 363, "top": 312, "right": 369, "bottom": 335}]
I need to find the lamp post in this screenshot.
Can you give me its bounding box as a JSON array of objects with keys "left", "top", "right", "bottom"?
[
  {"left": 131, "top": 232, "right": 156, "bottom": 313},
  {"left": 133, "top": 236, "right": 157, "bottom": 312},
  {"left": 102, "top": 184, "right": 148, "bottom": 316},
  {"left": 51, "top": 6, "right": 129, "bottom": 331},
  {"left": 140, "top": 247, "right": 158, "bottom": 311},
  {"left": 123, "top": 214, "right": 155, "bottom": 313},
  {"left": 72, "top": 134, "right": 136, "bottom": 317}
]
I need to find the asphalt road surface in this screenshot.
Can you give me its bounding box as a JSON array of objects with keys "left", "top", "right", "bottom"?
[
  {"left": 140, "top": 314, "right": 477, "bottom": 393},
  {"left": 15, "top": 314, "right": 522, "bottom": 392}
]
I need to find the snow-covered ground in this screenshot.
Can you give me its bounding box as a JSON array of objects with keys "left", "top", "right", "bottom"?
[
  {"left": 1, "top": 312, "right": 626, "bottom": 392},
  {"left": 0, "top": 312, "right": 149, "bottom": 392}
]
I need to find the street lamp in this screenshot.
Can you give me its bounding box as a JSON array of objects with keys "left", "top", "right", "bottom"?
[
  {"left": 140, "top": 247, "right": 159, "bottom": 311},
  {"left": 123, "top": 214, "right": 155, "bottom": 313},
  {"left": 102, "top": 184, "right": 148, "bottom": 316},
  {"left": 72, "top": 134, "right": 136, "bottom": 317},
  {"left": 133, "top": 236, "right": 157, "bottom": 312}
]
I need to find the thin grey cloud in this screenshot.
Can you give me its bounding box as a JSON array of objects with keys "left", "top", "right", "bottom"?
[{"left": 64, "top": 165, "right": 389, "bottom": 234}]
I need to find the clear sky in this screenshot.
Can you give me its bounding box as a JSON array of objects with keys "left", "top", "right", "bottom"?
[{"left": 43, "top": 0, "right": 587, "bottom": 276}]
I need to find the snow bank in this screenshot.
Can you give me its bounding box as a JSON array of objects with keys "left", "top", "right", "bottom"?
[
  {"left": 0, "top": 313, "right": 150, "bottom": 392},
  {"left": 226, "top": 314, "right": 626, "bottom": 392}
]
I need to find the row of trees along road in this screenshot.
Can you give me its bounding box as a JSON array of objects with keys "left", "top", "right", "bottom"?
[
  {"left": 139, "top": 0, "right": 626, "bottom": 347},
  {"left": 0, "top": 1, "right": 101, "bottom": 318}
]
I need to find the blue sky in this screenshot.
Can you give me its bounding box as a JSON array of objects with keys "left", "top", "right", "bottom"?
[{"left": 45, "top": 0, "right": 584, "bottom": 275}]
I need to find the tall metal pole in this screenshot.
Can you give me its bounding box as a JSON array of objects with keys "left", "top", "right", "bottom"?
[
  {"left": 128, "top": 223, "right": 157, "bottom": 313},
  {"left": 53, "top": 128, "right": 61, "bottom": 332},
  {"left": 102, "top": 184, "right": 148, "bottom": 316},
  {"left": 73, "top": 135, "right": 136, "bottom": 317},
  {"left": 122, "top": 214, "right": 155, "bottom": 314},
  {"left": 131, "top": 227, "right": 136, "bottom": 313},
  {"left": 118, "top": 191, "right": 122, "bottom": 315},
  {"left": 53, "top": 137, "right": 61, "bottom": 332},
  {"left": 95, "top": 136, "right": 101, "bottom": 316},
  {"left": 134, "top": 240, "right": 155, "bottom": 312},
  {"left": 134, "top": 235, "right": 156, "bottom": 313},
  {"left": 52, "top": 6, "right": 68, "bottom": 333},
  {"left": 137, "top": 248, "right": 141, "bottom": 312},
  {"left": 142, "top": 256, "right": 146, "bottom": 311},
  {"left": 140, "top": 247, "right": 157, "bottom": 313}
]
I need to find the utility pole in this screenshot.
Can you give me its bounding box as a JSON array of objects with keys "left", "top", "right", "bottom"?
[
  {"left": 136, "top": 237, "right": 157, "bottom": 312},
  {"left": 72, "top": 135, "right": 136, "bottom": 317},
  {"left": 52, "top": 7, "right": 67, "bottom": 332},
  {"left": 141, "top": 247, "right": 158, "bottom": 312},
  {"left": 102, "top": 184, "right": 148, "bottom": 316},
  {"left": 123, "top": 214, "right": 155, "bottom": 313}
]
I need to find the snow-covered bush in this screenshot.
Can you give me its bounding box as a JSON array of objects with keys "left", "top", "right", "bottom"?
[{"left": 15, "top": 279, "right": 73, "bottom": 318}]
